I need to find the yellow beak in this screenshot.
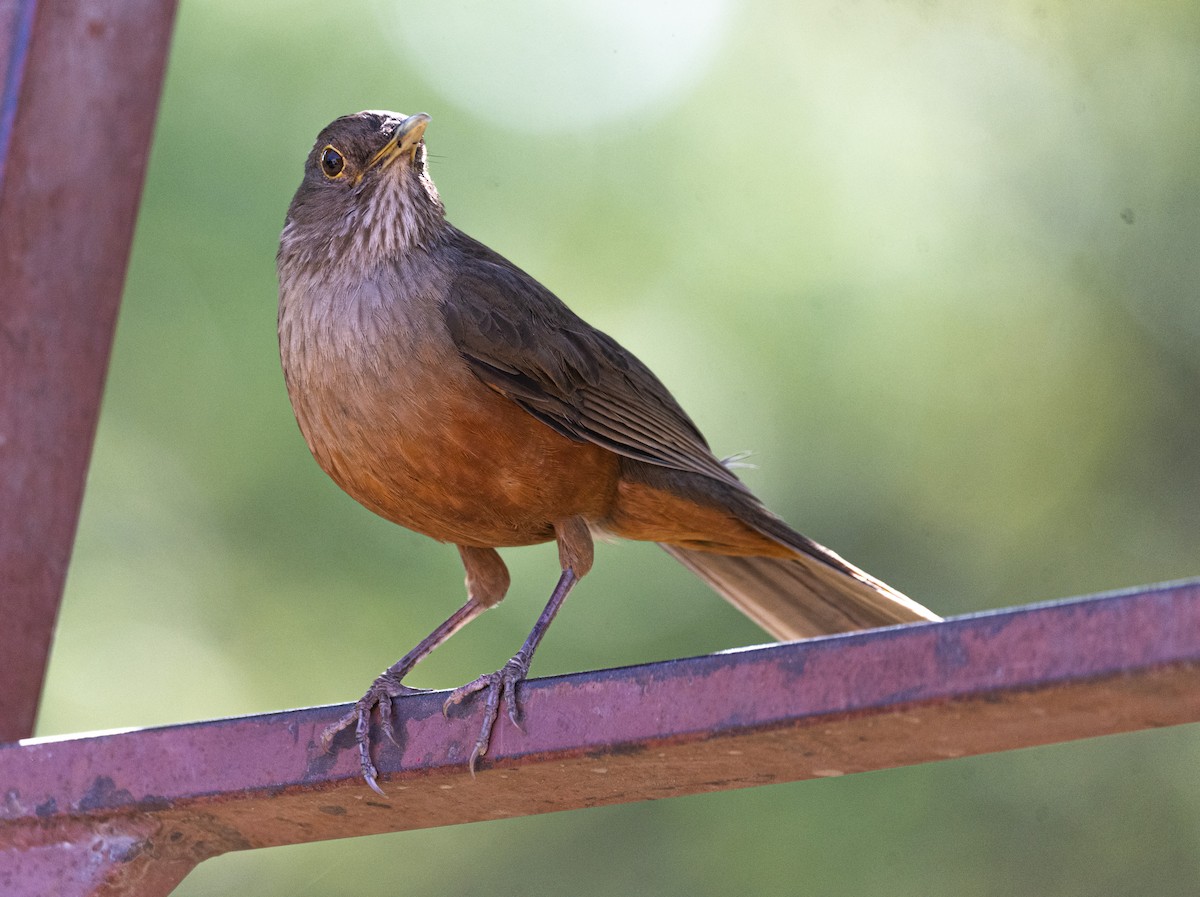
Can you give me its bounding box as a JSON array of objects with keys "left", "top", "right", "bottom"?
[{"left": 368, "top": 112, "right": 432, "bottom": 169}]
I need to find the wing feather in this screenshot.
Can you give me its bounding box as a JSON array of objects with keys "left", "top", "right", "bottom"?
[{"left": 439, "top": 228, "right": 748, "bottom": 491}]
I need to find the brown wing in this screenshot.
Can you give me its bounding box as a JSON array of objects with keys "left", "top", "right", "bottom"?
[
  {"left": 438, "top": 227, "right": 750, "bottom": 492},
  {"left": 436, "top": 231, "right": 943, "bottom": 637}
]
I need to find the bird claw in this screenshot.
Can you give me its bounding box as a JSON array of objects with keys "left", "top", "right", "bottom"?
[
  {"left": 444, "top": 655, "right": 530, "bottom": 773},
  {"left": 319, "top": 674, "right": 428, "bottom": 795}
]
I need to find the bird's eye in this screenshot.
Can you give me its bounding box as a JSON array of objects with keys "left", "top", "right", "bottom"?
[{"left": 320, "top": 145, "right": 346, "bottom": 178}]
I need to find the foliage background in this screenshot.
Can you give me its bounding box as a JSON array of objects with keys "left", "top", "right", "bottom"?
[{"left": 40, "top": 1, "right": 1200, "bottom": 894}]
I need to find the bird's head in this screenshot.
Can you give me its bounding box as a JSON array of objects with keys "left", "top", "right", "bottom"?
[{"left": 279, "top": 110, "right": 445, "bottom": 272}]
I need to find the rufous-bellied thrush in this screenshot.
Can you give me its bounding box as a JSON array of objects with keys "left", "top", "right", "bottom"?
[{"left": 277, "top": 110, "right": 939, "bottom": 794}]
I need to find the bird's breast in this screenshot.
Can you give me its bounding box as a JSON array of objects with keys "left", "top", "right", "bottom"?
[{"left": 277, "top": 265, "right": 619, "bottom": 547}]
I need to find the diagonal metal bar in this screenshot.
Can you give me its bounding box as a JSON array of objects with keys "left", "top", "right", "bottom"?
[
  {"left": 1, "top": 580, "right": 1199, "bottom": 896},
  {"left": 0, "top": 0, "right": 178, "bottom": 742}
]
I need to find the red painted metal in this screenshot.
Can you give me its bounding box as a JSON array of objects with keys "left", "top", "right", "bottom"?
[
  {"left": 1, "top": 580, "right": 1198, "bottom": 896},
  {"left": 0, "top": 0, "right": 178, "bottom": 741}
]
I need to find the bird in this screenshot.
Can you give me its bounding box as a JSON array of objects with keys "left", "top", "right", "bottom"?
[{"left": 276, "top": 110, "right": 939, "bottom": 794}]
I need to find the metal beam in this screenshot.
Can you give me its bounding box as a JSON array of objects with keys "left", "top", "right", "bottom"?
[
  {"left": 0, "top": 0, "right": 178, "bottom": 741},
  {"left": 2, "top": 580, "right": 1198, "bottom": 896}
]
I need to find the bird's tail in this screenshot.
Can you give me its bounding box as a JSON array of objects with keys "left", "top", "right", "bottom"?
[{"left": 660, "top": 542, "right": 940, "bottom": 641}]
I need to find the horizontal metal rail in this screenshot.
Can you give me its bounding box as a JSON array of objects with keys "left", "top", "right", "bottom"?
[{"left": 1, "top": 579, "right": 1198, "bottom": 896}]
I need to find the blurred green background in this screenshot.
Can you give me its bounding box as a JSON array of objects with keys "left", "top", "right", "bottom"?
[{"left": 38, "top": 0, "right": 1200, "bottom": 893}]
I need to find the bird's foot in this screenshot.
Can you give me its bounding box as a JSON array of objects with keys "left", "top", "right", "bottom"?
[
  {"left": 320, "top": 672, "right": 428, "bottom": 796},
  {"left": 443, "top": 654, "right": 531, "bottom": 773}
]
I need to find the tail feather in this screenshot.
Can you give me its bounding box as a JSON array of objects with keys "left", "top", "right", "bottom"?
[{"left": 661, "top": 543, "right": 940, "bottom": 641}]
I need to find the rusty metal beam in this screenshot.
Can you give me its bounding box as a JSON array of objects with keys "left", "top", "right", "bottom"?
[
  {"left": 0, "top": 0, "right": 178, "bottom": 741},
  {"left": 2, "top": 579, "right": 1198, "bottom": 896}
]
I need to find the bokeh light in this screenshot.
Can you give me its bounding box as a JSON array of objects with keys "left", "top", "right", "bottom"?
[{"left": 378, "top": 0, "right": 733, "bottom": 132}]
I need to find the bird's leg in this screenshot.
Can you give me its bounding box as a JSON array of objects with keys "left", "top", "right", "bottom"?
[
  {"left": 322, "top": 545, "right": 510, "bottom": 795},
  {"left": 445, "top": 517, "right": 593, "bottom": 772}
]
